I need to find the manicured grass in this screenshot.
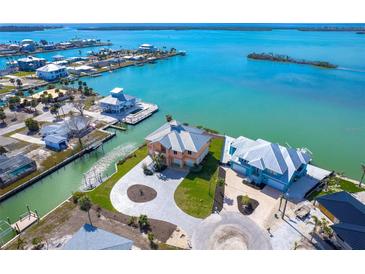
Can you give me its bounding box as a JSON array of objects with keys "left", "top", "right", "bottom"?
[
  {"left": 12, "top": 71, "right": 35, "bottom": 77},
  {"left": 174, "top": 138, "right": 224, "bottom": 219},
  {"left": 88, "top": 145, "right": 148, "bottom": 211},
  {"left": 308, "top": 177, "right": 364, "bottom": 200},
  {"left": 0, "top": 85, "right": 14, "bottom": 94}
]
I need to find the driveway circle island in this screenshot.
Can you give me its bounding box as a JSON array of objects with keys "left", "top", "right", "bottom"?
[
  {"left": 192, "top": 212, "right": 272, "bottom": 250},
  {"left": 127, "top": 184, "right": 157, "bottom": 203}
]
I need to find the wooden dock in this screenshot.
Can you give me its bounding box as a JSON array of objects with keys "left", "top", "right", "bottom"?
[
  {"left": 11, "top": 211, "right": 39, "bottom": 233},
  {"left": 123, "top": 104, "right": 158, "bottom": 125},
  {"left": 109, "top": 124, "right": 127, "bottom": 131}
]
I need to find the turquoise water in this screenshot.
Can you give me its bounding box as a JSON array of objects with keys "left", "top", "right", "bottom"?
[{"left": 0, "top": 26, "right": 365, "bottom": 221}]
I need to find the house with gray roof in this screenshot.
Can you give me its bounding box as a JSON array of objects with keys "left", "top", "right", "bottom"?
[
  {"left": 98, "top": 87, "right": 138, "bottom": 113},
  {"left": 222, "top": 135, "right": 311, "bottom": 192},
  {"left": 145, "top": 120, "right": 211, "bottom": 168},
  {"left": 316, "top": 191, "right": 365, "bottom": 250}
]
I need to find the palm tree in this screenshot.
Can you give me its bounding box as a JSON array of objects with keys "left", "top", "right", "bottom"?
[
  {"left": 360, "top": 164, "right": 365, "bottom": 188},
  {"left": 310, "top": 215, "right": 322, "bottom": 242},
  {"left": 78, "top": 196, "right": 93, "bottom": 225},
  {"left": 9, "top": 78, "right": 15, "bottom": 87}
]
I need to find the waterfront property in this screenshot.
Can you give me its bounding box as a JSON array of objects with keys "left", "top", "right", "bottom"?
[
  {"left": 36, "top": 64, "right": 68, "bottom": 81},
  {"left": 98, "top": 87, "right": 138, "bottom": 113},
  {"left": 67, "top": 65, "right": 96, "bottom": 75},
  {"left": 44, "top": 134, "right": 68, "bottom": 151},
  {"left": 0, "top": 154, "right": 37, "bottom": 188},
  {"left": 316, "top": 191, "right": 365, "bottom": 250},
  {"left": 41, "top": 123, "right": 71, "bottom": 138},
  {"left": 63, "top": 223, "right": 134, "bottom": 250},
  {"left": 222, "top": 136, "right": 311, "bottom": 192},
  {"left": 145, "top": 120, "right": 211, "bottom": 168},
  {"left": 17, "top": 56, "right": 46, "bottom": 71},
  {"left": 138, "top": 43, "right": 158, "bottom": 53}
]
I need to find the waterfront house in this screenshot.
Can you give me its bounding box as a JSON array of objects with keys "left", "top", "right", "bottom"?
[
  {"left": 36, "top": 64, "right": 68, "bottom": 81},
  {"left": 63, "top": 224, "right": 134, "bottom": 250},
  {"left": 41, "top": 123, "right": 71, "bottom": 138},
  {"left": 67, "top": 65, "right": 96, "bottom": 75},
  {"left": 44, "top": 134, "right": 68, "bottom": 151},
  {"left": 17, "top": 56, "right": 46, "bottom": 71},
  {"left": 145, "top": 120, "right": 211, "bottom": 168},
  {"left": 52, "top": 54, "right": 65, "bottom": 61},
  {"left": 316, "top": 191, "right": 365, "bottom": 250},
  {"left": 138, "top": 43, "right": 157, "bottom": 53},
  {"left": 0, "top": 154, "right": 37, "bottom": 188},
  {"left": 98, "top": 87, "right": 138, "bottom": 113},
  {"left": 222, "top": 136, "right": 311, "bottom": 192}
]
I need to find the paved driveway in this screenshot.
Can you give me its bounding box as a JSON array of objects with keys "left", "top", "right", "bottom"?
[
  {"left": 110, "top": 156, "right": 202, "bottom": 237},
  {"left": 223, "top": 168, "right": 281, "bottom": 228}
]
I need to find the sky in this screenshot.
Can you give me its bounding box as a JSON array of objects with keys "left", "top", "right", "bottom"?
[{"left": 0, "top": 0, "right": 364, "bottom": 23}]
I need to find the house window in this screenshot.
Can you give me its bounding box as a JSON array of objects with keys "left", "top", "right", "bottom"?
[
  {"left": 173, "top": 151, "right": 177, "bottom": 155},
  {"left": 187, "top": 151, "right": 192, "bottom": 155}
]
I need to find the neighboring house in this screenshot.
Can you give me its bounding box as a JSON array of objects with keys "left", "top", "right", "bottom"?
[
  {"left": 138, "top": 43, "right": 157, "bottom": 53},
  {"left": 52, "top": 54, "right": 65, "bottom": 61},
  {"left": 17, "top": 56, "right": 46, "bottom": 71},
  {"left": 44, "top": 134, "right": 68, "bottom": 151},
  {"left": 98, "top": 87, "right": 138, "bottom": 113},
  {"left": 316, "top": 191, "right": 365, "bottom": 250},
  {"left": 222, "top": 136, "right": 311, "bottom": 192},
  {"left": 36, "top": 64, "right": 68, "bottom": 81},
  {"left": 145, "top": 120, "right": 211, "bottom": 168},
  {"left": 41, "top": 123, "right": 71, "bottom": 138},
  {"left": 67, "top": 65, "right": 96, "bottom": 75},
  {"left": 65, "top": 115, "right": 92, "bottom": 138},
  {"left": 0, "top": 154, "right": 37, "bottom": 188},
  {"left": 63, "top": 224, "right": 134, "bottom": 250}
]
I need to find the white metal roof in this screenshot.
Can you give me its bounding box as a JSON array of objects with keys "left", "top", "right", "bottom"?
[
  {"left": 145, "top": 120, "right": 211, "bottom": 153},
  {"left": 36, "top": 63, "right": 66, "bottom": 72}
]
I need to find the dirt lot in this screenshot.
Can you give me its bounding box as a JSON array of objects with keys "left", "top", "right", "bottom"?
[{"left": 4, "top": 199, "right": 179, "bottom": 250}]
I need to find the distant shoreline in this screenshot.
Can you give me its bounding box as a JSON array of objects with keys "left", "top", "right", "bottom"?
[
  {"left": 247, "top": 53, "right": 338, "bottom": 69},
  {"left": 0, "top": 25, "right": 63, "bottom": 32},
  {"left": 76, "top": 25, "right": 365, "bottom": 32}
]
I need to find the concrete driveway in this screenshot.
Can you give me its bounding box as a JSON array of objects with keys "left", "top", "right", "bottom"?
[
  {"left": 223, "top": 168, "right": 281, "bottom": 228},
  {"left": 110, "top": 156, "right": 202, "bottom": 237}
]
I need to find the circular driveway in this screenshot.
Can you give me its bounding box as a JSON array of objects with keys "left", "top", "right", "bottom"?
[
  {"left": 191, "top": 211, "right": 272, "bottom": 250},
  {"left": 110, "top": 156, "right": 202, "bottom": 237}
]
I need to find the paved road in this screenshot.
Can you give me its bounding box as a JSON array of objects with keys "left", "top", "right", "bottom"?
[
  {"left": 0, "top": 104, "right": 74, "bottom": 136},
  {"left": 110, "top": 156, "right": 202, "bottom": 237}
]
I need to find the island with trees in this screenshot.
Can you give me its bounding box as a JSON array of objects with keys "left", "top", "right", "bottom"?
[
  {"left": 247, "top": 52, "right": 338, "bottom": 69},
  {"left": 0, "top": 25, "right": 63, "bottom": 32}
]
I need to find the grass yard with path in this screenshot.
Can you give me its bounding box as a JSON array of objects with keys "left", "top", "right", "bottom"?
[
  {"left": 174, "top": 137, "right": 224, "bottom": 219},
  {"left": 0, "top": 85, "right": 14, "bottom": 94},
  {"left": 87, "top": 145, "right": 148, "bottom": 211},
  {"left": 308, "top": 177, "right": 364, "bottom": 200}
]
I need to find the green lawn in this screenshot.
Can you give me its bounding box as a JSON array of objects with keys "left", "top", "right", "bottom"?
[
  {"left": 174, "top": 138, "right": 224, "bottom": 218},
  {"left": 88, "top": 145, "right": 148, "bottom": 211},
  {"left": 0, "top": 85, "right": 14, "bottom": 94},
  {"left": 12, "top": 71, "right": 35, "bottom": 77},
  {"left": 308, "top": 177, "right": 364, "bottom": 200}
]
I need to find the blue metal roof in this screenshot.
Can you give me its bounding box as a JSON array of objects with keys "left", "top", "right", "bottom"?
[
  {"left": 63, "top": 224, "right": 134, "bottom": 250},
  {"left": 44, "top": 134, "right": 67, "bottom": 144}
]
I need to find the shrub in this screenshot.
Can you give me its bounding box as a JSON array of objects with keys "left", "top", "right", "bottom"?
[
  {"left": 25, "top": 118, "right": 39, "bottom": 132},
  {"left": 217, "top": 178, "right": 225, "bottom": 187},
  {"left": 128, "top": 216, "right": 137, "bottom": 227},
  {"left": 138, "top": 214, "right": 150, "bottom": 230},
  {"left": 142, "top": 163, "right": 153, "bottom": 175},
  {"left": 71, "top": 191, "right": 85, "bottom": 204},
  {"left": 241, "top": 195, "right": 251, "bottom": 206}
]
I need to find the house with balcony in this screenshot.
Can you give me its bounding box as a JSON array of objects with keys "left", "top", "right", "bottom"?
[
  {"left": 138, "top": 43, "right": 157, "bottom": 53},
  {"left": 145, "top": 120, "right": 211, "bottom": 168},
  {"left": 98, "top": 87, "right": 138, "bottom": 113},
  {"left": 36, "top": 64, "right": 68, "bottom": 81},
  {"left": 221, "top": 135, "right": 311, "bottom": 192},
  {"left": 17, "top": 56, "right": 46, "bottom": 71}
]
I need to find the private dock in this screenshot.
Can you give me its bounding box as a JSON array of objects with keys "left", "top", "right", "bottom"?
[
  {"left": 123, "top": 103, "right": 159, "bottom": 125},
  {"left": 109, "top": 124, "right": 127, "bottom": 131},
  {"left": 10, "top": 208, "right": 39, "bottom": 233}
]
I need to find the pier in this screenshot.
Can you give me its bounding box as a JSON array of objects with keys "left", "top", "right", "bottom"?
[{"left": 123, "top": 103, "right": 159, "bottom": 125}]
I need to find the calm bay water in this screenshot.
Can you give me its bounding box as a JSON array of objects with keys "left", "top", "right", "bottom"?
[{"left": 0, "top": 25, "right": 364, "bottom": 221}]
